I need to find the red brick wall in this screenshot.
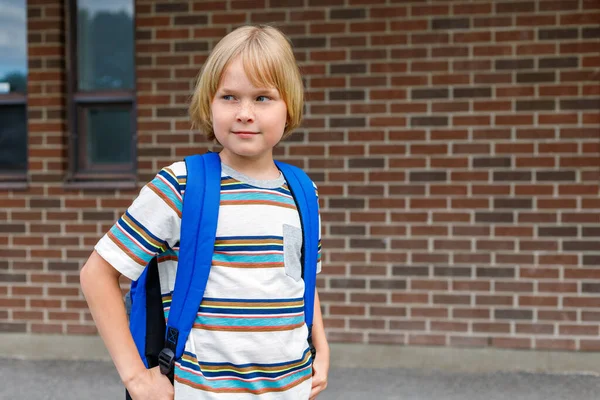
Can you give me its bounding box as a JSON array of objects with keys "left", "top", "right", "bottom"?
[{"left": 2, "top": 0, "right": 599, "bottom": 351}]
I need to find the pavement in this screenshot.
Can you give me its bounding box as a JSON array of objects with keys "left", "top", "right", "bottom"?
[{"left": 1, "top": 358, "right": 599, "bottom": 399}]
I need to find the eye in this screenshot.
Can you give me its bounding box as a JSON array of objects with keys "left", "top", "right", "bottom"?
[
  {"left": 256, "top": 95, "right": 270, "bottom": 102},
  {"left": 221, "top": 95, "right": 235, "bottom": 101}
]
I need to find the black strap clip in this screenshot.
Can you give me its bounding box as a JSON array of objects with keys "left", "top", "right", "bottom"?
[
  {"left": 158, "top": 348, "right": 175, "bottom": 376},
  {"left": 159, "top": 326, "right": 179, "bottom": 376}
]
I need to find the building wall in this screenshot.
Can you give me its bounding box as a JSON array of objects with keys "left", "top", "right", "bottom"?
[{"left": 1, "top": 0, "right": 599, "bottom": 351}]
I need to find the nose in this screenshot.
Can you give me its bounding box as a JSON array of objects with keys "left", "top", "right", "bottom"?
[{"left": 236, "top": 100, "right": 255, "bottom": 123}]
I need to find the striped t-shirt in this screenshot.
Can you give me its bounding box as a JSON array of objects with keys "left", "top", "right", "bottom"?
[{"left": 95, "top": 161, "right": 322, "bottom": 400}]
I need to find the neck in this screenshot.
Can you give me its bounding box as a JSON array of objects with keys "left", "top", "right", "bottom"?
[{"left": 218, "top": 150, "right": 280, "bottom": 180}]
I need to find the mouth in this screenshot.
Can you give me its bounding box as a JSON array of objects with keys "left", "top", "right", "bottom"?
[{"left": 232, "top": 131, "right": 259, "bottom": 135}]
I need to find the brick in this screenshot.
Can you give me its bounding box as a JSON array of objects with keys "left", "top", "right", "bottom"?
[
  {"left": 474, "top": 17, "right": 513, "bottom": 27},
  {"left": 330, "top": 8, "right": 365, "bottom": 19},
  {"left": 30, "top": 198, "right": 61, "bottom": 208},
  {"left": 477, "top": 267, "right": 515, "bottom": 278},
  {"left": 494, "top": 198, "right": 533, "bottom": 209},
  {"left": 411, "top": 88, "right": 448, "bottom": 99},
  {"left": 536, "top": 170, "right": 576, "bottom": 181},
  {"left": 173, "top": 41, "right": 209, "bottom": 53},
  {"left": 493, "top": 171, "right": 532, "bottom": 181},
  {"left": 432, "top": 18, "right": 470, "bottom": 30},
  {"left": 329, "top": 199, "right": 364, "bottom": 209},
  {"left": 292, "top": 37, "right": 326, "bottom": 48},
  {"left": 370, "top": 279, "right": 408, "bottom": 290},
  {"left": 539, "top": 57, "right": 578, "bottom": 69},
  {"left": 411, "top": 116, "right": 448, "bottom": 127},
  {"left": 155, "top": 2, "right": 188, "bottom": 12},
  {"left": 538, "top": 28, "right": 579, "bottom": 40},
  {"left": 496, "top": 1, "right": 535, "bottom": 13},
  {"left": 495, "top": 309, "right": 534, "bottom": 320},
  {"left": 516, "top": 100, "right": 556, "bottom": 111},
  {"left": 330, "top": 64, "right": 366, "bottom": 74},
  {"left": 564, "top": 241, "right": 600, "bottom": 251},
  {"left": 330, "top": 279, "right": 366, "bottom": 289},
  {"left": 0, "top": 273, "right": 26, "bottom": 283},
  {"left": 0, "top": 224, "right": 26, "bottom": 233},
  {"left": 173, "top": 15, "right": 208, "bottom": 25},
  {"left": 473, "top": 157, "right": 511, "bottom": 168},
  {"left": 454, "top": 87, "right": 491, "bottom": 98},
  {"left": 348, "top": 158, "right": 384, "bottom": 169},
  {"left": 390, "top": 264, "right": 429, "bottom": 277},
  {"left": 516, "top": 72, "right": 555, "bottom": 83},
  {"left": 82, "top": 211, "right": 114, "bottom": 221},
  {"left": 329, "top": 91, "right": 365, "bottom": 101},
  {"left": 330, "top": 36, "right": 366, "bottom": 47},
  {"left": 453, "top": 60, "right": 491, "bottom": 71},
  {"left": 409, "top": 171, "right": 447, "bottom": 182},
  {"left": 583, "top": 255, "right": 600, "bottom": 266},
  {"left": 0, "top": 323, "right": 27, "bottom": 333},
  {"left": 560, "top": 98, "right": 600, "bottom": 111},
  {"left": 540, "top": 1, "right": 579, "bottom": 11},
  {"left": 539, "top": 227, "right": 578, "bottom": 237},
  {"left": 350, "top": 239, "right": 386, "bottom": 249},
  {"left": 473, "top": 323, "right": 512, "bottom": 334},
  {"left": 330, "top": 118, "right": 366, "bottom": 128},
  {"left": 434, "top": 267, "right": 471, "bottom": 277},
  {"left": 582, "top": 283, "right": 600, "bottom": 293},
  {"left": 582, "top": 27, "right": 600, "bottom": 38}
]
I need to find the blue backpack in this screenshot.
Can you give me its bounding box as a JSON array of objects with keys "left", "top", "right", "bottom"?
[{"left": 125, "top": 152, "right": 319, "bottom": 395}]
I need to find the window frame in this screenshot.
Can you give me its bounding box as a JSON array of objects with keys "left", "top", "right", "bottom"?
[
  {"left": 64, "top": 0, "right": 138, "bottom": 186},
  {"left": 0, "top": 1, "right": 28, "bottom": 186}
]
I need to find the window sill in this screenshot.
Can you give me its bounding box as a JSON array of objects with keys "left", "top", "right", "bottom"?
[
  {"left": 0, "top": 181, "right": 29, "bottom": 191},
  {"left": 0, "top": 173, "right": 28, "bottom": 191}
]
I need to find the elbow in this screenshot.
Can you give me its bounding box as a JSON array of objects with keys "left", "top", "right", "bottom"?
[{"left": 80, "top": 259, "right": 93, "bottom": 297}]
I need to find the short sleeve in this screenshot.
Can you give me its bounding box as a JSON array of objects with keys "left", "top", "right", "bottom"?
[{"left": 95, "top": 162, "right": 186, "bottom": 280}]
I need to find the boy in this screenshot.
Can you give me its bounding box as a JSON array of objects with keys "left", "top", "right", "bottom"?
[{"left": 80, "top": 25, "right": 329, "bottom": 399}]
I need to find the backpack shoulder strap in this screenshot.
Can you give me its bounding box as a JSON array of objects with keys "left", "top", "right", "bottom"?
[
  {"left": 164, "top": 152, "right": 221, "bottom": 363},
  {"left": 274, "top": 161, "right": 319, "bottom": 331}
]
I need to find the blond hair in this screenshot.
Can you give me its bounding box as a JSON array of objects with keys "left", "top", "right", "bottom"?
[{"left": 189, "top": 25, "right": 304, "bottom": 142}]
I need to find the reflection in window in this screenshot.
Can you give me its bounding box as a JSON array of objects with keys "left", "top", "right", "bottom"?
[
  {"left": 0, "top": 0, "right": 27, "bottom": 94},
  {"left": 77, "top": 0, "right": 134, "bottom": 91},
  {"left": 0, "top": 0, "right": 27, "bottom": 177}
]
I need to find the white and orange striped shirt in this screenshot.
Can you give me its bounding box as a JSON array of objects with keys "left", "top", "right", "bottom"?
[{"left": 96, "top": 161, "right": 321, "bottom": 399}]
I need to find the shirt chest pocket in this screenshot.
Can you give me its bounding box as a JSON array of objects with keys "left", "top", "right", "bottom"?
[{"left": 283, "top": 224, "right": 302, "bottom": 282}]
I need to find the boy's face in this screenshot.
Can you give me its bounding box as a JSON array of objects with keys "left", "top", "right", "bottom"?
[{"left": 211, "top": 57, "right": 287, "bottom": 165}]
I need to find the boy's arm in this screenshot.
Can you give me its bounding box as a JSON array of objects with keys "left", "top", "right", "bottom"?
[
  {"left": 80, "top": 251, "right": 173, "bottom": 398},
  {"left": 312, "top": 289, "right": 329, "bottom": 356},
  {"left": 80, "top": 250, "right": 146, "bottom": 383},
  {"left": 310, "top": 289, "right": 329, "bottom": 398}
]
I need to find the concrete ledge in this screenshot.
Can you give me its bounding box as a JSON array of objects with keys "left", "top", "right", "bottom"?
[
  {"left": 0, "top": 334, "right": 111, "bottom": 361},
  {"left": 330, "top": 343, "right": 600, "bottom": 375},
  {"left": 1, "top": 334, "right": 599, "bottom": 375}
]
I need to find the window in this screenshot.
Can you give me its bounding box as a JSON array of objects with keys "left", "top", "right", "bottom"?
[
  {"left": 0, "top": 0, "right": 28, "bottom": 182},
  {"left": 66, "top": 0, "right": 136, "bottom": 183}
]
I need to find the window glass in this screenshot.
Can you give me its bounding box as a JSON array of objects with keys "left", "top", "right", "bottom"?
[
  {"left": 85, "top": 107, "right": 132, "bottom": 165},
  {"left": 77, "top": 0, "right": 134, "bottom": 91},
  {"left": 0, "top": 0, "right": 27, "bottom": 93},
  {"left": 0, "top": 106, "right": 27, "bottom": 171}
]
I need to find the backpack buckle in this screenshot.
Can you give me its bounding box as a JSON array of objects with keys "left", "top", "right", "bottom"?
[{"left": 158, "top": 348, "right": 175, "bottom": 376}]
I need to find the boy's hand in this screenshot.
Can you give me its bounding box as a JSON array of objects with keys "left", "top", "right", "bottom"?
[
  {"left": 126, "top": 366, "right": 174, "bottom": 400},
  {"left": 309, "top": 352, "right": 329, "bottom": 399}
]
